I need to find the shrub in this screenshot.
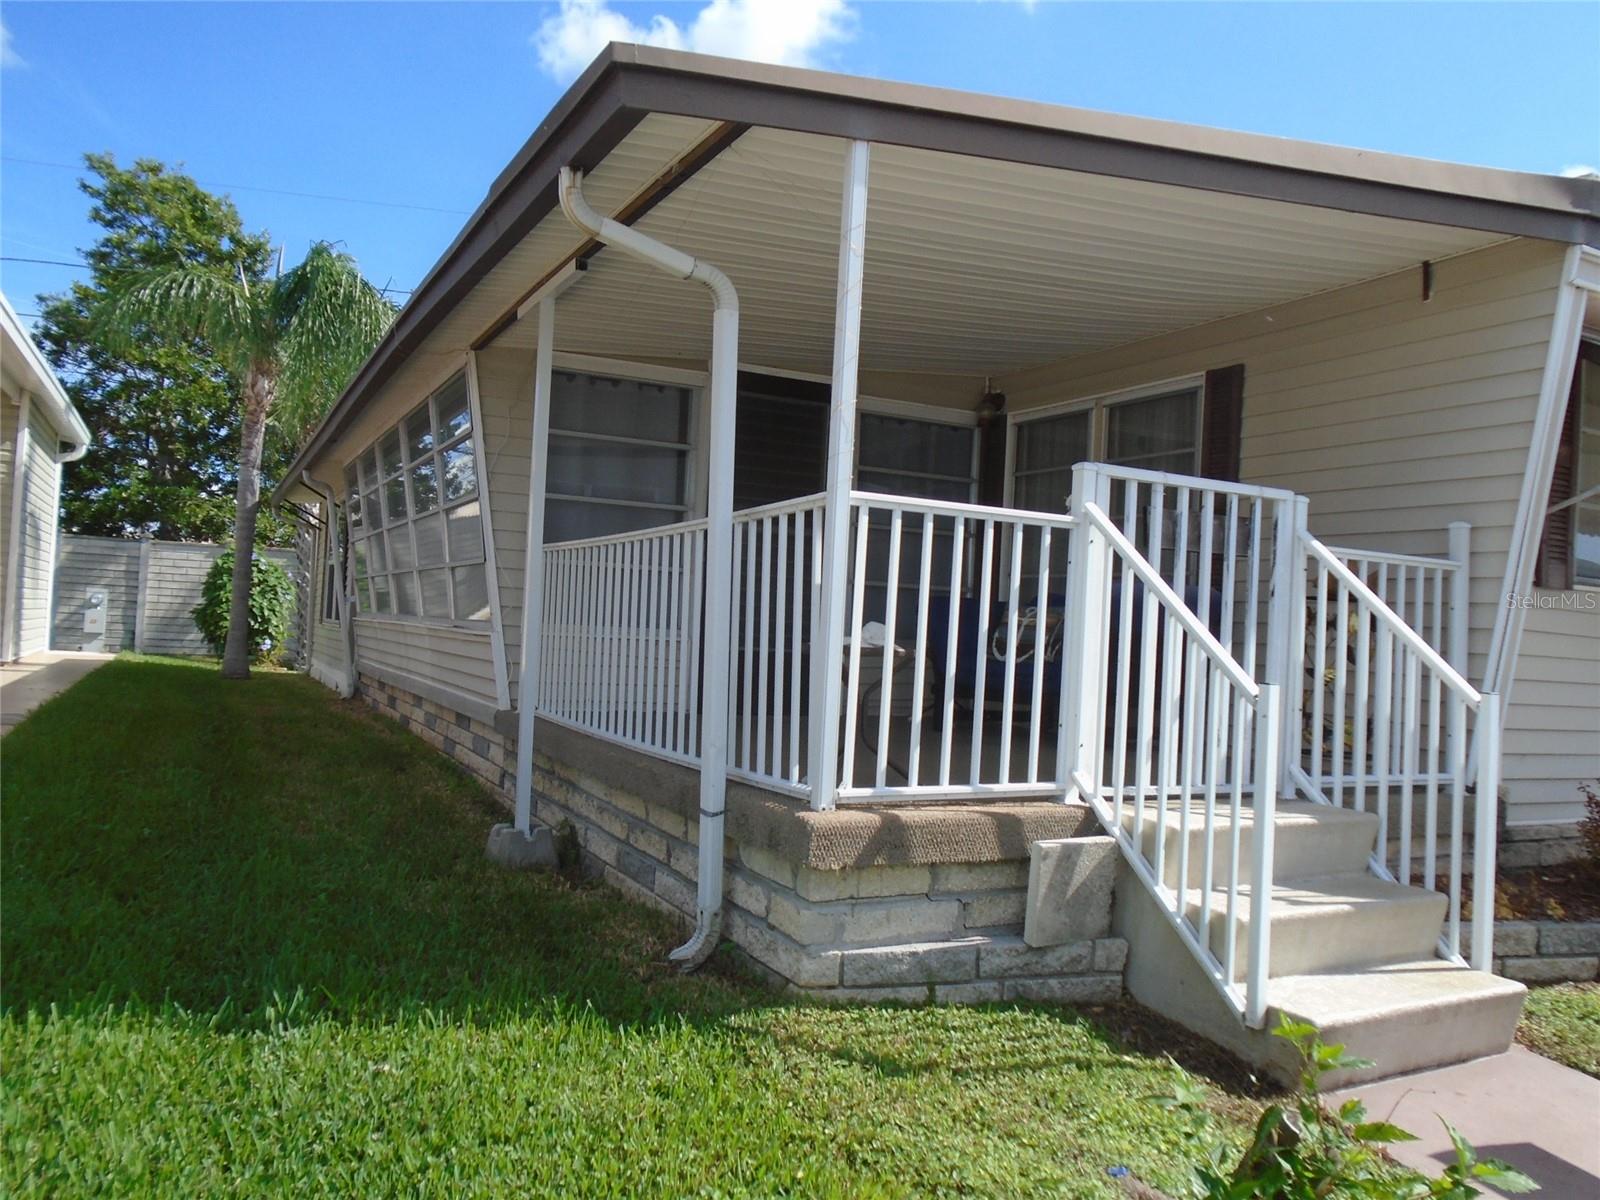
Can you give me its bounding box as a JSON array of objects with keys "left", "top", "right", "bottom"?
[
  {"left": 191, "top": 549, "right": 296, "bottom": 662},
  {"left": 1578, "top": 782, "right": 1600, "bottom": 868}
]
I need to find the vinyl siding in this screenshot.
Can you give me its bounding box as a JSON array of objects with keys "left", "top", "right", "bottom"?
[
  {"left": 14, "top": 403, "right": 62, "bottom": 656},
  {"left": 351, "top": 616, "right": 499, "bottom": 709},
  {"left": 474, "top": 345, "right": 534, "bottom": 706},
  {"left": 52, "top": 535, "right": 141, "bottom": 651},
  {"left": 999, "top": 236, "right": 1594, "bottom": 821}
]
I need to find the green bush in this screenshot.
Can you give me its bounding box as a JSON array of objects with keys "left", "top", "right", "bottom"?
[{"left": 191, "top": 550, "right": 296, "bottom": 661}]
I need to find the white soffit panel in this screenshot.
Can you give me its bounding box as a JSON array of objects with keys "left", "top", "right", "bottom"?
[{"left": 493, "top": 125, "right": 1508, "bottom": 377}]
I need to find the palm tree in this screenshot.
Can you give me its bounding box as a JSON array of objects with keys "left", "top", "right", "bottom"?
[{"left": 98, "top": 242, "right": 394, "bottom": 678}]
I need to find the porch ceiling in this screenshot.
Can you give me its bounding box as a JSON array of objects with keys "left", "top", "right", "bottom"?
[{"left": 489, "top": 125, "right": 1504, "bottom": 376}]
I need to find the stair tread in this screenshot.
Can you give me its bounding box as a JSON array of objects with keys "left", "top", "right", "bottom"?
[
  {"left": 1186, "top": 871, "right": 1449, "bottom": 920},
  {"left": 1269, "top": 958, "right": 1525, "bottom": 1025},
  {"left": 1124, "top": 800, "right": 1379, "bottom": 831}
]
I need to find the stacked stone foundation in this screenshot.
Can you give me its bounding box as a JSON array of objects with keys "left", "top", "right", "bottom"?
[{"left": 357, "top": 672, "right": 1127, "bottom": 1003}]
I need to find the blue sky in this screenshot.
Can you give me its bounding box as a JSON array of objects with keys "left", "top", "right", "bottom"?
[{"left": 2, "top": 2, "right": 1596, "bottom": 328}]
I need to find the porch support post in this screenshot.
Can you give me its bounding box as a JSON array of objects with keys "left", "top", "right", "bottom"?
[
  {"left": 512, "top": 299, "right": 556, "bottom": 836},
  {"left": 1060, "top": 463, "right": 1111, "bottom": 801},
  {"left": 807, "top": 138, "right": 871, "bottom": 811}
]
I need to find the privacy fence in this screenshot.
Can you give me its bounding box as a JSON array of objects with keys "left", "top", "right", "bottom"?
[{"left": 51, "top": 535, "right": 302, "bottom": 659}]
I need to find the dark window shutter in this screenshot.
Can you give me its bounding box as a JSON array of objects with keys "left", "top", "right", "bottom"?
[
  {"left": 1534, "top": 350, "right": 1587, "bottom": 590},
  {"left": 1200, "top": 364, "right": 1245, "bottom": 482}
]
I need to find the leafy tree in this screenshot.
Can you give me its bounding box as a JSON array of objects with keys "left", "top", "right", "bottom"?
[
  {"left": 33, "top": 155, "right": 303, "bottom": 544},
  {"left": 96, "top": 236, "right": 393, "bottom": 680}
]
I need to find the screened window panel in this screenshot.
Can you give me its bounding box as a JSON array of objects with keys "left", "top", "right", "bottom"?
[
  {"left": 442, "top": 442, "right": 476, "bottom": 501},
  {"left": 368, "top": 532, "right": 388, "bottom": 574},
  {"left": 380, "top": 430, "right": 404, "bottom": 477},
  {"left": 371, "top": 575, "right": 393, "bottom": 614},
  {"left": 445, "top": 501, "right": 484, "bottom": 562},
  {"left": 545, "top": 370, "right": 694, "bottom": 544},
  {"left": 550, "top": 371, "right": 691, "bottom": 443},
  {"left": 410, "top": 460, "right": 439, "bottom": 514},
  {"left": 418, "top": 568, "right": 451, "bottom": 618},
  {"left": 436, "top": 376, "right": 471, "bottom": 441},
  {"left": 384, "top": 476, "right": 408, "bottom": 524},
  {"left": 393, "top": 573, "right": 418, "bottom": 616},
  {"left": 405, "top": 404, "right": 434, "bottom": 461},
  {"left": 413, "top": 512, "right": 446, "bottom": 567},
  {"left": 452, "top": 564, "right": 491, "bottom": 621},
  {"left": 547, "top": 436, "right": 688, "bottom": 506},
  {"left": 859, "top": 413, "right": 974, "bottom": 480},
  {"left": 389, "top": 525, "right": 416, "bottom": 572}
]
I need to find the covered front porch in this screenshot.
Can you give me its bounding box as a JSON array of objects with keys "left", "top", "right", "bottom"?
[{"left": 464, "top": 119, "right": 1511, "bottom": 1023}]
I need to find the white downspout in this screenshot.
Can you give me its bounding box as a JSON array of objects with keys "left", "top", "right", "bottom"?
[{"left": 558, "top": 165, "right": 739, "bottom": 969}]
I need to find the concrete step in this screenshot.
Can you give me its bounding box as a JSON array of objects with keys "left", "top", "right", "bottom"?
[
  {"left": 1266, "top": 958, "right": 1526, "bottom": 1088},
  {"left": 1122, "top": 800, "right": 1379, "bottom": 890},
  {"left": 1187, "top": 872, "right": 1448, "bottom": 981}
]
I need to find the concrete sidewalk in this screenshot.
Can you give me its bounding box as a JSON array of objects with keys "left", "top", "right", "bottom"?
[
  {"left": 0, "top": 651, "right": 113, "bottom": 734},
  {"left": 1331, "top": 1045, "right": 1599, "bottom": 1198}
]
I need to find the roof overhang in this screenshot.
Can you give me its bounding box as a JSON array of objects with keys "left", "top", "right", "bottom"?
[
  {"left": 0, "top": 291, "right": 91, "bottom": 456},
  {"left": 275, "top": 43, "right": 1599, "bottom": 504}
]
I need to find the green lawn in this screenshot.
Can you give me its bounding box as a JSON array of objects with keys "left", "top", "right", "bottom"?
[
  {"left": 1519, "top": 982, "right": 1600, "bottom": 1078},
  {"left": 2, "top": 655, "right": 1250, "bottom": 1198}
]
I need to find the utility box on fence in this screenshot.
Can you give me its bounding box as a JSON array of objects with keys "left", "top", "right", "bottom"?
[{"left": 82, "top": 589, "right": 107, "bottom": 651}]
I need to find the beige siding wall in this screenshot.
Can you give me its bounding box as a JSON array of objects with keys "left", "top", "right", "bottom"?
[
  {"left": 1000, "top": 236, "right": 1595, "bottom": 822},
  {"left": 14, "top": 403, "right": 62, "bottom": 656},
  {"left": 306, "top": 517, "right": 349, "bottom": 690},
  {"left": 473, "top": 345, "right": 534, "bottom": 706},
  {"left": 351, "top": 616, "right": 498, "bottom": 709}
]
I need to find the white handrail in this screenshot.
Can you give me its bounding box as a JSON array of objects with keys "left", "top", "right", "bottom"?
[
  {"left": 1304, "top": 536, "right": 1480, "bottom": 706},
  {"left": 1321, "top": 544, "right": 1463, "bottom": 572},
  {"left": 1084, "top": 502, "right": 1260, "bottom": 698},
  {"left": 850, "top": 489, "right": 1078, "bottom": 529}
]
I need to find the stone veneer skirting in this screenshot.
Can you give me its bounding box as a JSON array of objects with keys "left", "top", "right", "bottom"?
[
  {"left": 356, "top": 671, "right": 1128, "bottom": 1003},
  {"left": 1468, "top": 918, "right": 1600, "bottom": 984}
]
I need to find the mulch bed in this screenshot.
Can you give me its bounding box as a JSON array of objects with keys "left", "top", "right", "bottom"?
[{"left": 1461, "top": 860, "right": 1600, "bottom": 922}]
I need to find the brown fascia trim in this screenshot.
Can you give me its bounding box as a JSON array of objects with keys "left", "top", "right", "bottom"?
[{"left": 274, "top": 43, "right": 1599, "bottom": 505}]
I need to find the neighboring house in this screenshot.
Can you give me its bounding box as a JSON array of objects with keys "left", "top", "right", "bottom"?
[
  {"left": 1, "top": 292, "right": 90, "bottom": 662},
  {"left": 274, "top": 46, "right": 1599, "bottom": 1083}
]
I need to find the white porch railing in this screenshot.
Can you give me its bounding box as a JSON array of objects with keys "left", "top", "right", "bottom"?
[
  {"left": 1295, "top": 535, "right": 1500, "bottom": 969},
  {"left": 536, "top": 518, "right": 707, "bottom": 766},
  {"left": 1064, "top": 463, "right": 1285, "bottom": 1026},
  {"left": 831, "top": 491, "right": 1080, "bottom": 801},
  {"left": 728, "top": 494, "right": 827, "bottom": 798},
  {"left": 529, "top": 460, "right": 1501, "bottom": 991}
]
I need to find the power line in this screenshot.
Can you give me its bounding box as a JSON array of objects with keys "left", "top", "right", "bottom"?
[
  {"left": 0, "top": 254, "right": 415, "bottom": 296},
  {"left": 1, "top": 155, "right": 472, "bottom": 217}
]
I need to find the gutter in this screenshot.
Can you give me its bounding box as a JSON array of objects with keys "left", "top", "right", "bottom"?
[{"left": 556, "top": 165, "right": 738, "bottom": 969}]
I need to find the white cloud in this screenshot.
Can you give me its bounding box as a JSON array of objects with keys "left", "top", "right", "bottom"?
[
  {"left": 1561, "top": 164, "right": 1599, "bottom": 179},
  {"left": 2, "top": 20, "right": 24, "bottom": 69},
  {"left": 533, "top": 0, "right": 854, "bottom": 82}
]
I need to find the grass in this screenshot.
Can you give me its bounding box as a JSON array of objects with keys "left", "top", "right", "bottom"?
[
  {"left": 1518, "top": 983, "right": 1600, "bottom": 1078},
  {"left": 1, "top": 655, "right": 1253, "bottom": 1198}
]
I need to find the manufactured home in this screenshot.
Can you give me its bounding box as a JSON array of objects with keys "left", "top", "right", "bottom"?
[
  {"left": 1, "top": 292, "right": 90, "bottom": 663},
  {"left": 275, "top": 46, "right": 1599, "bottom": 1082}
]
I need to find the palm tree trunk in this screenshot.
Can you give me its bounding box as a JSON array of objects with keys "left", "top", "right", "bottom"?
[{"left": 221, "top": 368, "right": 273, "bottom": 679}]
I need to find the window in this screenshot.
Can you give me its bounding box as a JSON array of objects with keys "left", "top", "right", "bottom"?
[
  {"left": 545, "top": 370, "right": 695, "bottom": 543},
  {"left": 1542, "top": 340, "right": 1600, "bottom": 588},
  {"left": 1577, "top": 348, "right": 1600, "bottom": 584},
  {"left": 1010, "top": 384, "right": 1202, "bottom": 516},
  {"left": 344, "top": 371, "right": 491, "bottom": 622},
  {"left": 856, "top": 411, "right": 978, "bottom": 618}
]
